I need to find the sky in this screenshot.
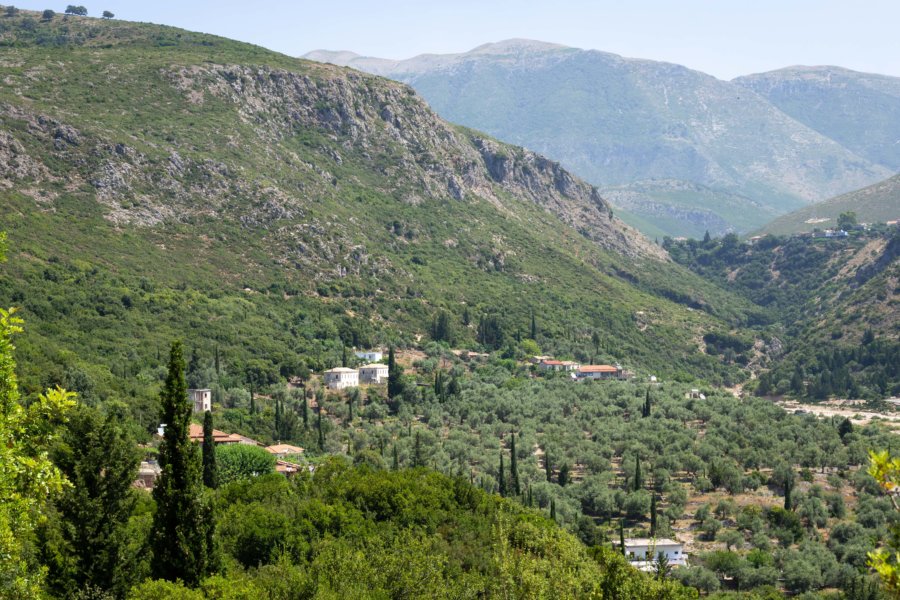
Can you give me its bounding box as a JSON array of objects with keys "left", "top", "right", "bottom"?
[{"left": 11, "top": 0, "right": 900, "bottom": 79}]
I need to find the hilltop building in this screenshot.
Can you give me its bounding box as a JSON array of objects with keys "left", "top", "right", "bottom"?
[
  {"left": 624, "top": 538, "right": 687, "bottom": 572},
  {"left": 188, "top": 388, "right": 211, "bottom": 413},
  {"left": 359, "top": 363, "right": 389, "bottom": 384},
  {"left": 324, "top": 367, "right": 359, "bottom": 390},
  {"left": 355, "top": 350, "right": 383, "bottom": 362},
  {"left": 575, "top": 364, "right": 624, "bottom": 380}
]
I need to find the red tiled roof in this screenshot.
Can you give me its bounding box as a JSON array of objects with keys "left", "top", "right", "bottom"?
[
  {"left": 541, "top": 360, "right": 564, "bottom": 365},
  {"left": 578, "top": 365, "right": 619, "bottom": 373},
  {"left": 188, "top": 423, "right": 254, "bottom": 444}
]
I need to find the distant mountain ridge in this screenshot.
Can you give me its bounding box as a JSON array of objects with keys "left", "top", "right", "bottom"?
[{"left": 304, "top": 40, "right": 898, "bottom": 238}]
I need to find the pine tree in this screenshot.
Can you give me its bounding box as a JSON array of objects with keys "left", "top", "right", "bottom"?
[
  {"left": 650, "top": 494, "right": 658, "bottom": 537},
  {"left": 150, "top": 341, "right": 213, "bottom": 586},
  {"left": 634, "top": 457, "right": 643, "bottom": 491},
  {"left": 510, "top": 433, "right": 520, "bottom": 496},
  {"left": 498, "top": 451, "right": 507, "bottom": 497},
  {"left": 202, "top": 411, "right": 217, "bottom": 489}
]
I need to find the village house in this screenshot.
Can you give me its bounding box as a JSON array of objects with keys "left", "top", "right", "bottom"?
[
  {"left": 575, "top": 364, "right": 624, "bottom": 380},
  {"left": 624, "top": 538, "right": 687, "bottom": 572},
  {"left": 529, "top": 355, "right": 553, "bottom": 365},
  {"left": 355, "top": 350, "right": 383, "bottom": 362},
  {"left": 359, "top": 363, "right": 389, "bottom": 384},
  {"left": 265, "top": 443, "right": 304, "bottom": 459},
  {"left": 323, "top": 367, "right": 359, "bottom": 390},
  {"left": 187, "top": 423, "right": 259, "bottom": 445},
  {"left": 188, "top": 388, "right": 211, "bottom": 413},
  {"left": 538, "top": 359, "right": 580, "bottom": 372}
]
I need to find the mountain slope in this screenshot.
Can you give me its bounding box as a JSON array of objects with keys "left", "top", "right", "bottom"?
[
  {"left": 0, "top": 12, "right": 758, "bottom": 403},
  {"left": 305, "top": 40, "right": 891, "bottom": 237},
  {"left": 735, "top": 66, "right": 900, "bottom": 171},
  {"left": 758, "top": 174, "right": 900, "bottom": 236}
]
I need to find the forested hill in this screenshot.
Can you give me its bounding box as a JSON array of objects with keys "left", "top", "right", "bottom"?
[
  {"left": 0, "top": 10, "right": 758, "bottom": 404},
  {"left": 666, "top": 229, "right": 900, "bottom": 399}
]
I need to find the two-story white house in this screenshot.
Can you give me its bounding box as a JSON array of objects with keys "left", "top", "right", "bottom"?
[
  {"left": 575, "top": 364, "right": 624, "bottom": 380},
  {"left": 355, "top": 350, "right": 383, "bottom": 362},
  {"left": 624, "top": 538, "right": 687, "bottom": 572},
  {"left": 359, "top": 363, "right": 389, "bottom": 384},
  {"left": 323, "top": 367, "right": 359, "bottom": 390},
  {"left": 188, "top": 388, "right": 212, "bottom": 413}
]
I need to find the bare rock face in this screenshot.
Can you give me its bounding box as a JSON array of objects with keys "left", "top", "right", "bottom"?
[{"left": 167, "top": 63, "right": 661, "bottom": 259}]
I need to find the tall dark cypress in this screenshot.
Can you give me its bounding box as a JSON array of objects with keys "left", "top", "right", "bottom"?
[
  {"left": 549, "top": 499, "right": 556, "bottom": 521},
  {"left": 317, "top": 408, "right": 325, "bottom": 451},
  {"left": 387, "top": 346, "right": 403, "bottom": 400},
  {"left": 784, "top": 477, "right": 793, "bottom": 511},
  {"left": 619, "top": 520, "right": 626, "bottom": 555},
  {"left": 413, "top": 431, "right": 423, "bottom": 467},
  {"left": 214, "top": 345, "right": 220, "bottom": 375},
  {"left": 202, "top": 411, "right": 217, "bottom": 489},
  {"left": 498, "top": 451, "right": 507, "bottom": 497},
  {"left": 634, "top": 457, "right": 643, "bottom": 491},
  {"left": 150, "top": 341, "right": 212, "bottom": 586},
  {"left": 650, "top": 494, "right": 658, "bottom": 536},
  {"left": 301, "top": 387, "right": 309, "bottom": 429},
  {"left": 530, "top": 312, "right": 537, "bottom": 340},
  {"left": 392, "top": 444, "right": 400, "bottom": 470},
  {"left": 510, "top": 433, "right": 520, "bottom": 496},
  {"left": 545, "top": 449, "right": 552, "bottom": 482}
]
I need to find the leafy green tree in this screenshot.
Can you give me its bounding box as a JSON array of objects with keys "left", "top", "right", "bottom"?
[
  {"left": 838, "top": 211, "right": 858, "bottom": 230},
  {"left": 102, "top": 10, "right": 114, "bottom": 18},
  {"left": 545, "top": 449, "right": 552, "bottom": 482},
  {"left": 215, "top": 445, "right": 276, "bottom": 485},
  {"left": 498, "top": 450, "right": 506, "bottom": 497},
  {"left": 5, "top": 6, "right": 19, "bottom": 16},
  {"left": 41, "top": 9, "right": 55, "bottom": 19},
  {"left": 150, "top": 341, "right": 213, "bottom": 586},
  {"left": 202, "top": 411, "right": 217, "bottom": 489},
  {"left": 0, "top": 254, "right": 75, "bottom": 600},
  {"left": 43, "top": 405, "right": 141, "bottom": 597},
  {"left": 387, "top": 347, "right": 403, "bottom": 400},
  {"left": 558, "top": 462, "right": 571, "bottom": 487},
  {"left": 65, "top": 5, "right": 87, "bottom": 15}
]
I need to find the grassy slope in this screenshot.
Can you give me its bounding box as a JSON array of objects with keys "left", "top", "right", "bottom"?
[
  {"left": 758, "top": 174, "right": 900, "bottom": 236},
  {"left": 0, "top": 12, "right": 759, "bottom": 403}
]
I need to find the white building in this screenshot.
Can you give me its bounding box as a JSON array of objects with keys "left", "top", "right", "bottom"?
[
  {"left": 359, "top": 363, "right": 389, "bottom": 384},
  {"left": 323, "top": 367, "right": 359, "bottom": 390},
  {"left": 188, "top": 388, "right": 211, "bottom": 413},
  {"left": 575, "top": 364, "right": 623, "bottom": 380},
  {"left": 623, "top": 538, "right": 687, "bottom": 572},
  {"left": 355, "top": 350, "right": 383, "bottom": 362}
]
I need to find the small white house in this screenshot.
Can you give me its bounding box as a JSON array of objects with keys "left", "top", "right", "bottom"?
[
  {"left": 575, "top": 364, "right": 623, "bottom": 380},
  {"left": 355, "top": 350, "right": 383, "bottom": 362},
  {"left": 188, "top": 388, "right": 211, "bottom": 413},
  {"left": 624, "top": 538, "right": 687, "bottom": 572},
  {"left": 538, "top": 359, "right": 580, "bottom": 372},
  {"left": 359, "top": 363, "right": 389, "bottom": 384},
  {"left": 323, "top": 367, "right": 359, "bottom": 390}
]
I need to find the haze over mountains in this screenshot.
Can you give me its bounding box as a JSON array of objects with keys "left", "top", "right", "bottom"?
[{"left": 305, "top": 41, "right": 900, "bottom": 238}]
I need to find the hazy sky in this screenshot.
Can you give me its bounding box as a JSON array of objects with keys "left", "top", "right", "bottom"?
[{"left": 12, "top": 0, "right": 900, "bottom": 79}]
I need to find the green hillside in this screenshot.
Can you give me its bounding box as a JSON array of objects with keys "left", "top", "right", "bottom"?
[
  {"left": 0, "top": 11, "right": 759, "bottom": 408},
  {"left": 757, "top": 173, "right": 900, "bottom": 236}
]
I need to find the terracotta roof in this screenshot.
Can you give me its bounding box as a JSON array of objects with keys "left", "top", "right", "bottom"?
[
  {"left": 266, "top": 444, "right": 304, "bottom": 455},
  {"left": 188, "top": 423, "right": 254, "bottom": 444},
  {"left": 540, "top": 359, "right": 564, "bottom": 365},
  {"left": 578, "top": 365, "right": 619, "bottom": 373}
]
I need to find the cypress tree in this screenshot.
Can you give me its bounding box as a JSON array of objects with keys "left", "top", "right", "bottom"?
[
  {"left": 545, "top": 449, "right": 552, "bottom": 482},
  {"left": 387, "top": 346, "right": 403, "bottom": 400},
  {"left": 317, "top": 408, "right": 325, "bottom": 451},
  {"left": 619, "top": 519, "right": 626, "bottom": 555},
  {"left": 202, "top": 411, "right": 217, "bottom": 489},
  {"left": 784, "top": 477, "right": 792, "bottom": 511},
  {"left": 498, "top": 451, "right": 507, "bottom": 497},
  {"left": 347, "top": 390, "right": 354, "bottom": 422},
  {"left": 301, "top": 388, "right": 309, "bottom": 429},
  {"left": 526, "top": 486, "right": 533, "bottom": 507},
  {"left": 550, "top": 498, "right": 556, "bottom": 521},
  {"left": 214, "top": 345, "right": 220, "bottom": 375},
  {"left": 341, "top": 346, "right": 348, "bottom": 368},
  {"left": 643, "top": 387, "right": 652, "bottom": 418},
  {"left": 150, "top": 341, "right": 212, "bottom": 586},
  {"left": 634, "top": 457, "right": 643, "bottom": 491},
  {"left": 510, "top": 433, "right": 520, "bottom": 496},
  {"left": 274, "top": 397, "right": 282, "bottom": 436},
  {"left": 413, "top": 431, "right": 423, "bottom": 467},
  {"left": 650, "top": 494, "right": 658, "bottom": 536},
  {"left": 392, "top": 444, "right": 400, "bottom": 470},
  {"left": 249, "top": 386, "right": 256, "bottom": 414},
  {"left": 558, "top": 462, "right": 570, "bottom": 487},
  {"left": 530, "top": 312, "right": 537, "bottom": 340}
]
